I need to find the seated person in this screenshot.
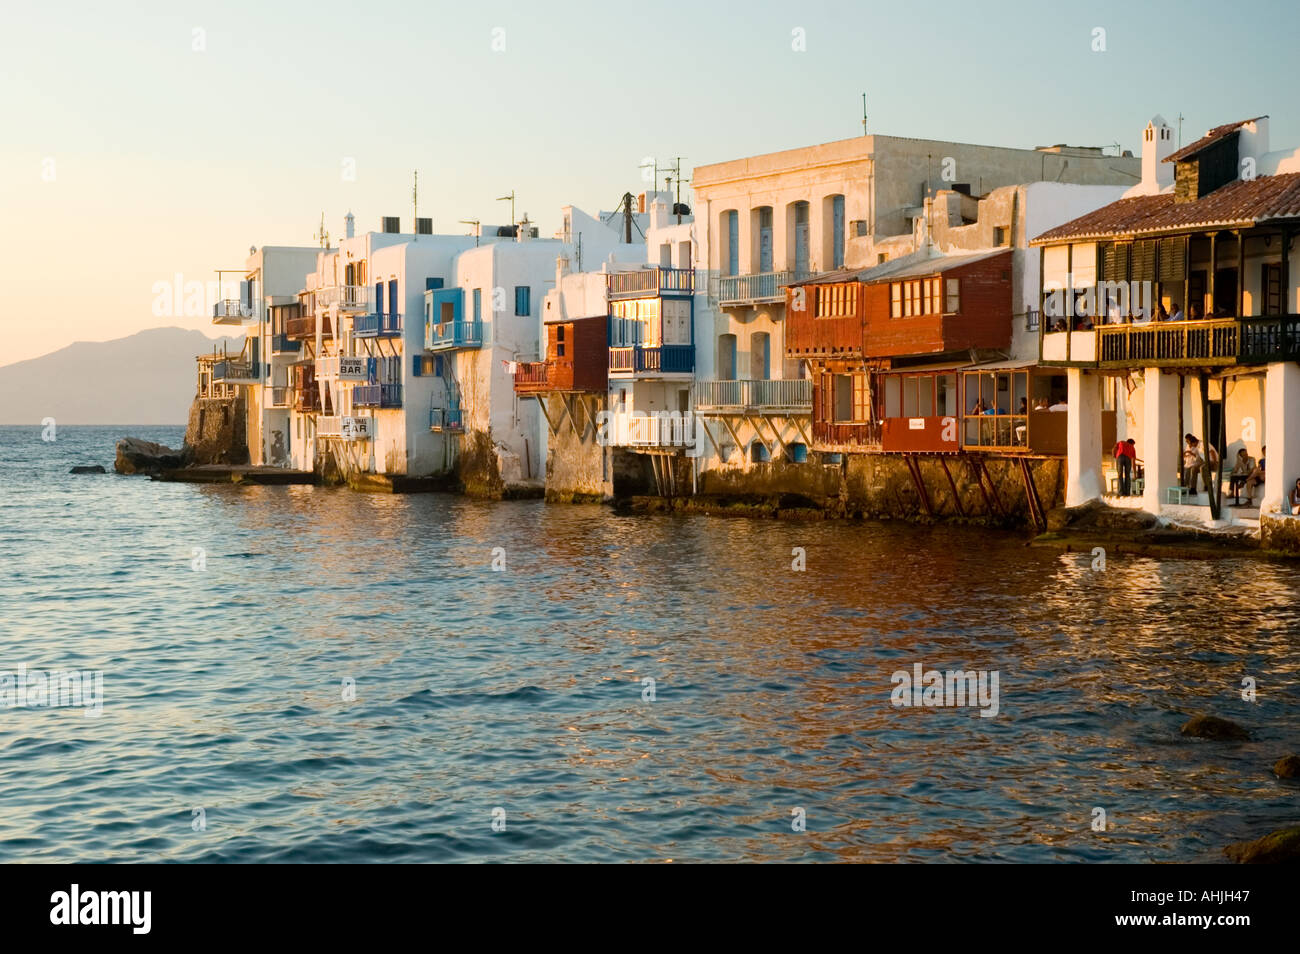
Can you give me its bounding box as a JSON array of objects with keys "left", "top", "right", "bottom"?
[
  {"left": 1228, "top": 448, "right": 1254, "bottom": 504},
  {"left": 1244, "top": 447, "right": 1266, "bottom": 505},
  {"left": 1291, "top": 477, "right": 1300, "bottom": 514}
]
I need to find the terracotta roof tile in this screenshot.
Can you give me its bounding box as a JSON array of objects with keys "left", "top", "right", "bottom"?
[
  {"left": 1163, "top": 116, "right": 1266, "bottom": 164},
  {"left": 1030, "top": 172, "right": 1300, "bottom": 244}
]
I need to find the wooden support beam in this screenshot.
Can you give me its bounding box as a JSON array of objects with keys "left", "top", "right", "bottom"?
[
  {"left": 534, "top": 395, "right": 560, "bottom": 436},
  {"left": 938, "top": 455, "right": 965, "bottom": 518},
  {"left": 557, "top": 393, "right": 580, "bottom": 437},
  {"left": 981, "top": 457, "right": 1005, "bottom": 518},
  {"left": 905, "top": 454, "right": 933, "bottom": 518},
  {"left": 1019, "top": 456, "right": 1045, "bottom": 532}
]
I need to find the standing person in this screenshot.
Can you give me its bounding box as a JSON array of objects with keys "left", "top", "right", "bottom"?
[
  {"left": 1113, "top": 438, "right": 1137, "bottom": 496},
  {"left": 1228, "top": 448, "right": 1255, "bottom": 505},
  {"left": 1244, "top": 447, "right": 1266, "bottom": 506},
  {"left": 1182, "top": 434, "right": 1205, "bottom": 495}
]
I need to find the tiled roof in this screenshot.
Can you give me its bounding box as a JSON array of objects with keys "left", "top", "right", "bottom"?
[
  {"left": 791, "top": 248, "right": 1010, "bottom": 285},
  {"left": 1163, "top": 116, "right": 1266, "bottom": 164},
  {"left": 1030, "top": 172, "right": 1300, "bottom": 244}
]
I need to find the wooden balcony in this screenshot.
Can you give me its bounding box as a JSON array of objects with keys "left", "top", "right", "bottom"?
[
  {"left": 285, "top": 314, "right": 332, "bottom": 340},
  {"left": 813, "top": 420, "right": 882, "bottom": 450},
  {"left": 1096, "top": 318, "right": 1239, "bottom": 368},
  {"left": 352, "top": 384, "right": 402, "bottom": 409},
  {"left": 606, "top": 266, "right": 695, "bottom": 300},
  {"left": 1239, "top": 315, "right": 1300, "bottom": 364},
  {"left": 512, "top": 361, "right": 550, "bottom": 394}
]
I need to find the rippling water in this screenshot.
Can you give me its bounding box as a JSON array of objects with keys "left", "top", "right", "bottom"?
[{"left": 0, "top": 425, "right": 1297, "bottom": 862}]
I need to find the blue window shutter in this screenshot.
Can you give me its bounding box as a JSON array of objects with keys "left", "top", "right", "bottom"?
[
  {"left": 434, "top": 355, "right": 443, "bottom": 377},
  {"left": 727, "top": 212, "right": 739, "bottom": 275},
  {"left": 375, "top": 282, "right": 384, "bottom": 315},
  {"left": 832, "top": 195, "right": 845, "bottom": 269},
  {"left": 389, "top": 279, "right": 398, "bottom": 318},
  {"left": 473, "top": 288, "right": 481, "bottom": 322},
  {"left": 412, "top": 355, "right": 422, "bottom": 377},
  {"left": 367, "top": 356, "right": 377, "bottom": 382}
]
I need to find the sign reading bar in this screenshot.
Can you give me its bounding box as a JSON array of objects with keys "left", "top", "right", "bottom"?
[
  {"left": 341, "top": 416, "right": 373, "bottom": 441},
  {"left": 338, "top": 357, "right": 367, "bottom": 380}
]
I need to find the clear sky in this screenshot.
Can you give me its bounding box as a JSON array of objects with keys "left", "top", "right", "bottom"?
[{"left": 3, "top": 0, "right": 1296, "bottom": 363}]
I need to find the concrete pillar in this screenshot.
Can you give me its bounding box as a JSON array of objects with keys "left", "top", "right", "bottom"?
[
  {"left": 1263, "top": 361, "right": 1300, "bottom": 513},
  {"left": 1142, "top": 368, "right": 1180, "bottom": 513},
  {"left": 1066, "top": 369, "right": 1103, "bottom": 505}
]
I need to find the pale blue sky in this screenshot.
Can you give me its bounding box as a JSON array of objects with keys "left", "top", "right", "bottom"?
[{"left": 2, "top": 0, "right": 1295, "bottom": 362}]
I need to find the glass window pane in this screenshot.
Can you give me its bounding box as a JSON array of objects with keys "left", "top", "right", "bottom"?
[
  {"left": 885, "top": 376, "right": 901, "bottom": 418},
  {"left": 903, "top": 377, "right": 918, "bottom": 417},
  {"left": 918, "top": 375, "right": 934, "bottom": 416}
]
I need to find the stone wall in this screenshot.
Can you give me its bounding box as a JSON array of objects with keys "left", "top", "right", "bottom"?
[
  {"left": 183, "top": 394, "right": 248, "bottom": 466},
  {"left": 1260, "top": 512, "right": 1300, "bottom": 554},
  {"left": 542, "top": 393, "right": 608, "bottom": 502}
]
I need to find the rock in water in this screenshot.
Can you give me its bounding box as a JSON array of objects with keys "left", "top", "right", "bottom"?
[
  {"left": 1273, "top": 755, "right": 1300, "bottom": 779},
  {"left": 1180, "top": 714, "right": 1251, "bottom": 741},
  {"left": 114, "top": 437, "right": 184, "bottom": 475},
  {"left": 1225, "top": 827, "right": 1300, "bottom": 863},
  {"left": 69, "top": 465, "right": 107, "bottom": 474}
]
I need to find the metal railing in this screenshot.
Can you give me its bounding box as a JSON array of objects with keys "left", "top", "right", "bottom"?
[
  {"left": 212, "top": 360, "right": 259, "bottom": 382},
  {"left": 513, "top": 361, "right": 549, "bottom": 390},
  {"left": 430, "top": 406, "right": 463, "bottom": 432},
  {"left": 352, "top": 383, "right": 403, "bottom": 408},
  {"left": 605, "top": 412, "right": 696, "bottom": 448},
  {"left": 354, "top": 312, "right": 402, "bottom": 337},
  {"left": 606, "top": 266, "right": 695, "bottom": 299},
  {"left": 271, "top": 333, "right": 301, "bottom": 354},
  {"left": 1239, "top": 315, "right": 1300, "bottom": 363},
  {"left": 812, "top": 419, "right": 882, "bottom": 448},
  {"left": 693, "top": 378, "right": 812, "bottom": 411},
  {"left": 718, "top": 270, "right": 798, "bottom": 306},
  {"left": 317, "top": 285, "right": 370, "bottom": 310},
  {"left": 285, "top": 314, "right": 331, "bottom": 339},
  {"left": 213, "top": 299, "right": 256, "bottom": 322},
  {"left": 427, "top": 320, "right": 484, "bottom": 350},
  {"left": 608, "top": 344, "right": 694, "bottom": 374}
]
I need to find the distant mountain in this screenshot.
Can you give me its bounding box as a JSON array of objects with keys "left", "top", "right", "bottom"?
[{"left": 0, "top": 327, "right": 244, "bottom": 425}]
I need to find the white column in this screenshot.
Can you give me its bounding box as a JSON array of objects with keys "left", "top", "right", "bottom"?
[
  {"left": 1263, "top": 361, "right": 1300, "bottom": 513},
  {"left": 1142, "top": 368, "right": 1180, "bottom": 513},
  {"left": 1066, "top": 368, "right": 1103, "bottom": 505}
]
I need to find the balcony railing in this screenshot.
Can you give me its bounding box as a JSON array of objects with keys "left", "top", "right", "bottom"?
[
  {"left": 354, "top": 312, "right": 402, "bottom": 337},
  {"left": 513, "top": 361, "right": 550, "bottom": 393},
  {"left": 212, "top": 360, "right": 260, "bottom": 383},
  {"left": 269, "top": 387, "right": 291, "bottom": 408},
  {"left": 1239, "top": 315, "right": 1300, "bottom": 363},
  {"left": 271, "top": 333, "right": 301, "bottom": 354},
  {"left": 427, "top": 320, "right": 484, "bottom": 351},
  {"left": 605, "top": 412, "right": 697, "bottom": 448},
  {"left": 430, "top": 406, "right": 463, "bottom": 432},
  {"left": 213, "top": 299, "right": 257, "bottom": 324},
  {"left": 285, "top": 314, "right": 331, "bottom": 339},
  {"left": 718, "top": 271, "right": 798, "bottom": 306},
  {"left": 608, "top": 344, "right": 694, "bottom": 374},
  {"left": 606, "top": 266, "right": 696, "bottom": 300},
  {"left": 352, "top": 384, "right": 403, "bottom": 408},
  {"left": 693, "top": 378, "right": 812, "bottom": 412},
  {"left": 813, "top": 420, "right": 882, "bottom": 449},
  {"left": 294, "top": 389, "right": 322, "bottom": 412},
  {"left": 1096, "top": 318, "right": 1239, "bottom": 367},
  {"left": 317, "top": 285, "right": 369, "bottom": 311},
  {"left": 317, "top": 415, "right": 342, "bottom": 438}
]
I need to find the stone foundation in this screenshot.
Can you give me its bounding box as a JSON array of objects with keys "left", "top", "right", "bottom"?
[
  {"left": 184, "top": 394, "right": 249, "bottom": 466},
  {"left": 1260, "top": 512, "right": 1300, "bottom": 554}
]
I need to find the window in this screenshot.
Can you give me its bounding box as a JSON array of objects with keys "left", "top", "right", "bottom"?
[
  {"left": 994, "top": 226, "right": 1008, "bottom": 247},
  {"left": 725, "top": 211, "right": 739, "bottom": 275},
  {"left": 514, "top": 286, "right": 531, "bottom": 316},
  {"left": 555, "top": 324, "right": 566, "bottom": 358},
  {"left": 1264, "top": 263, "right": 1282, "bottom": 315},
  {"left": 945, "top": 278, "right": 961, "bottom": 314},
  {"left": 788, "top": 442, "right": 809, "bottom": 463},
  {"left": 751, "top": 442, "right": 770, "bottom": 463},
  {"left": 891, "top": 283, "right": 902, "bottom": 318},
  {"left": 472, "top": 288, "right": 482, "bottom": 322},
  {"left": 830, "top": 195, "right": 845, "bottom": 269}
]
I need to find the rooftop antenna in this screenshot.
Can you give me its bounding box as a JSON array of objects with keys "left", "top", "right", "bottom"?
[
  {"left": 1177, "top": 113, "right": 1185, "bottom": 149},
  {"left": 639, "top": 158, "right": 659, "bottom": 192},
  {"left": 314, "top": 212, "right": 329, "bottom": 249},
  {"left": 412, "top": 170, "right": 419, "bottom": 241},
  {"left": 497, "top": 191, "right": 516, "bottom": 230},
  {"left": 459, "top": 219, "right": 481, "bottom": 247},
  {"left": 670, "top": 156, "right": 686, "bottom": 223},
  {"left": 861, "top": 92, "right": 868, "bottom": 136},
  {"left": 622, "top": 192, "right": 634, "bottom": 243}
]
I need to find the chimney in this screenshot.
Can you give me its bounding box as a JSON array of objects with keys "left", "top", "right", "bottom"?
[
  {"left": 344, "top": 211, "right": 355, "bottom": 239},
  {"left": 517, "top": 213, "right": 532, "bottom": 242},
  {"left": 1141, "top": 115, "right": 1176, "bottom": 191}
]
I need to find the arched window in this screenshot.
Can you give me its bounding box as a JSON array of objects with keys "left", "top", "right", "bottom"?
[{"left": 750, "top": 441, "right": 770, "bottom": 463}]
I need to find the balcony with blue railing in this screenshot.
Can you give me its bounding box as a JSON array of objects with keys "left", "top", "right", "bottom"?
[
  {"left": 352, "top": 383, "right": 403, "bottom": 408},
  {"left": 606, "top": 266, "right": 696, "bottom": 300},
  {"left": 354, "top": 312, "right": 402, "bottom": 338},
  {"left": 426, "top": 320, "right": 484, "bottom": 351},
  {"left": 718, "top": 270, "right": 802, "bottom": 306},
  {"left": 608, "top": 344, "right": 694, "bottom": 375},
  {"left": 430, "top": 406, "right": 463, "bottom": 432},
  {"left": 271, "top": 333, "right": 301, "bottom": 354}
]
